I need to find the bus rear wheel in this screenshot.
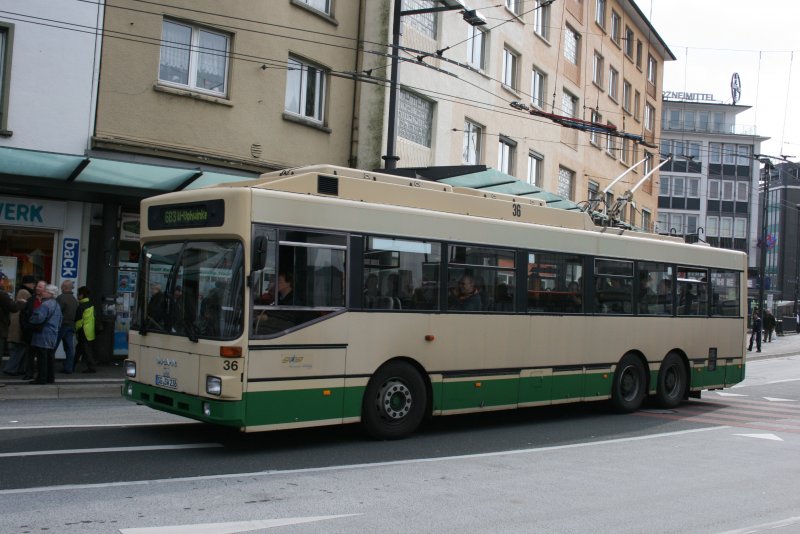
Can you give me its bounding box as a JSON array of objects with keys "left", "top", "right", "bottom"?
[
  {"left": 611, "top": 354, "right": 646, "bottom": 413},
  {"left": 655, "top": 352, "right": 687, "bottom": 409},
  {"left": 362, "top": 361, "right": 427, "bottom": 440}
]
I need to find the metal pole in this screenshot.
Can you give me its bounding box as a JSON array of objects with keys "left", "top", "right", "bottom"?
[
  {"left": 795, "top": 204, "right": 800, "bottom": 317},
  {"left": 382, "top": 0, "right": 402, "bottom": 170},
  {"left": 758, "top": 160, "right": 771, "bottom": 326}
]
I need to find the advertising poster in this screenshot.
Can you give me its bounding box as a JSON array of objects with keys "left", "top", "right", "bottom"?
[
  {"left": 0, "top": 256, "right": 18, "bottom": 296},
  {"left": 120, "top": 213, "right": 140, "bottom": 242},
  {"left": 114, "top": 263, "right": 139, "bottom": 355}
]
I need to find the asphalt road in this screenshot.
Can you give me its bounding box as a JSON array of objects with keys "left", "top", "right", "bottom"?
[{"left": 2, "top": 356, "right": 800, "bottom": 533}]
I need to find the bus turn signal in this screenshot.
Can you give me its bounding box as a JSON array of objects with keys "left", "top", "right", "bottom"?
[{"left": 220, "top": 346, "right": 242, "bottom": 358}]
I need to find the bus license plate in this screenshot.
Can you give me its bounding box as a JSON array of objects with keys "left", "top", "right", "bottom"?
[{"left": 155, "top": 375, "right": 177, "bottom": 389}]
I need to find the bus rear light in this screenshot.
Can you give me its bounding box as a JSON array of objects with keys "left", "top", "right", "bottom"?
[
  {"left": 220, "top": 346, "right": 242, "bottom": 358},
  {"left": 206, "top": 375, "right": 222, "bottom": 396},
  {"left": 124, "top": 360, "right": 137, "bottom": 378}
]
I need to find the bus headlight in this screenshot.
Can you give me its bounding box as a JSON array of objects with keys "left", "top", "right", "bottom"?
[
  {"left": 124, "top": 360, "right": 136, "bottom": 378},
  {"left": 206, "top": 375, "right": 222, "bottom": 396}
]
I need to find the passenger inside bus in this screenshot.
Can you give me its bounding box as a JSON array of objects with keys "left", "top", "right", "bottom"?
[{"left": 449, "top": 273, "right": 482, "bottom": 311}]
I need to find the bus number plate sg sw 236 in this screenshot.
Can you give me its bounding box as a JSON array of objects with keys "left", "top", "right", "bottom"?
[{"left": 155, "top": 375, "right": 178, "bottom": 389}]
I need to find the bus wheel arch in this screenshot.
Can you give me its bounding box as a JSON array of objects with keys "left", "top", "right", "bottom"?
[
  {"left": 655, "top": 350, "right": 689, "bottom": 408},
  {"left": 611, "top": 351, "right": 648, "bottom": 413},
  {"left": 361, "top": 357, "right": 430, "bottom": 440}
]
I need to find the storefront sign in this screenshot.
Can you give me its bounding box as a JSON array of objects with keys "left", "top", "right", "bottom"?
[
  {"left": 0, "top": 196, "right": 66, "bottom": 229},
  {"left": 662, "top": 91, "right": 715, "bottom": 102},
  {"left": 61, "top": 238, "right": 79, "bottom": 279}
]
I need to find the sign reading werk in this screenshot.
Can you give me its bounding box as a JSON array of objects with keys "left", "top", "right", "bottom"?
[{"left": 0, "top": 197, "right": 66, "bottom": 229}]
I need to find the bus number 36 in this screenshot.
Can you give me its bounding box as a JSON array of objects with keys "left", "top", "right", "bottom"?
[
  {"left": 512, "top": 203, "right": 521, "bottom": 217},
  {"left": 223, "top": 360, "right": 239, "bottom": 371}
]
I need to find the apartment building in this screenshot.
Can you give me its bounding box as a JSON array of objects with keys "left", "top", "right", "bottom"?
[{"left": 355, "top": 0, "right": 675, "bottom": 228}]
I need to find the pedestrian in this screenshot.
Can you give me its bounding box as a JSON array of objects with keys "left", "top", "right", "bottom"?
[
  {"left": 28, "top": 283, "right": 63, "bottom": 384},
  {"left": 56, "top": 280, "right": 79, "bottom": 373},
  {"left": 763, "top": 309, "right": 776, "bottom": 343},
  {"left": 74, "top": 286, "right": 98, "bottom": 373},
  {"left": 0, "top": 282, "right": 23, "bottom": 375},
  {"left": 748, "top": 307, "right": 762, "bottom": 353},
  {"left": 20, "top": 279, "right": 46, "bottom": 380},
  {"left": 1, "top": 276, "right": 33, "bottom": 376}
]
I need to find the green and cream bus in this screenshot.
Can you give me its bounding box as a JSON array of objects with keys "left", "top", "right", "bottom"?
[{"left": 122, "top": 165, "right": 746, "bottom": 439}]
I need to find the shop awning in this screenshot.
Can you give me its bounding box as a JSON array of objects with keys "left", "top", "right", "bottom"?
[{"left": 0, "top": 146, "right": 259, "bottom": 202}]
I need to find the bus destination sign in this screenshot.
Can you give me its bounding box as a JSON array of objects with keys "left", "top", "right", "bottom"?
[{"left": 148, "top": 199, "right": 225, "bottom": 230}]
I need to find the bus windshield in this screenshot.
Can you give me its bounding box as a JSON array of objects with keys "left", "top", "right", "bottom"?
[{"left": 136, "top": 240, "right": 244, "bottom": 340}]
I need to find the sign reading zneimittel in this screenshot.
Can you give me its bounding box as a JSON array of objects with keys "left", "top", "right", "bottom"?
[
  {"left": 662, "top": 91, "right": 715, "bottom": 102},
  {"left": 0, "top": 197, "right": 66, "bottom": 229}
]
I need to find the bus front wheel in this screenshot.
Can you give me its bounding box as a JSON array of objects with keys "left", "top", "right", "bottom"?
[
  {"left": 611, "top": 354, "right": 646, "bottom": 413},
  {"left": 655, "top": 352, "right": 687, "bottom": 408},
  {"left": 362, "top": 361, "right": 427, "bottom": 440}
]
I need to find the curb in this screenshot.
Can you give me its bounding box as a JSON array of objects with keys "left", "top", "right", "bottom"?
[{"left": 0, "top": 381, "right": 123, "bottom": 400}]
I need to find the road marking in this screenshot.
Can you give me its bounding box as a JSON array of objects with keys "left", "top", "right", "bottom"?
[
  {"left": 733, "top": 433, "right": 784, "bottom": 441},
  {"left": 763, "top": 396, "right": 797, "bottom": 402},
  {"left": 0, "top": 443, "right": 222, "bottom": 458},
  {"left": 118, "top": 515, "right": 361, "bottom": 533},
  {"left": 0, "top": 421, "right": 195, "bottom": 431},
  {"left": 716, "top": 515, "right": 800, "bottom": 534},
  {"left": 715, "top": 392, "right": 748, "bottom": 397},
  {"left": 764, "top": 378, "right": 800, "bottom": 385},
  {"left": 0, "top": 426, "right": 726, "bottom": 495}
]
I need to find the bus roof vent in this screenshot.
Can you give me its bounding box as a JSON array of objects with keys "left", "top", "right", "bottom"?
[{"left": 317, "top": 175, "right": 339, "bottom": 196}]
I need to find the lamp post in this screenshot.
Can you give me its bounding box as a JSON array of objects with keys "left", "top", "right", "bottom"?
[
  {"left": 757, "top": 158, "right": 773, "bottom": 325},
  {"left": 794, "top": 204, "right": 800, "bottom": 319},
  {"left": 382, "top": 0, "right": 486, "bottom": 170}
]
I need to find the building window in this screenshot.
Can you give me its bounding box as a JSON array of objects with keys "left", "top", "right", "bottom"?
[
  {"left": 463, "top": 120, "right": 482, "bottom": 164},
  {"left": 644, "top": 102, "right": 655, "bottom": 131},
  {"left": 562, "top": 90, "right": 578, "bottom": 118},
  {"left": 672, "top": 176, "right": 685, "bottom": 197},
  {"left": 505, "top": 0, "right": 521, "bottom": 15},
  {"left": 621, "top": 138, "right": 630, "bottom": 164},
  {"left": 687, "top": 177, "right": 700, "bottom": 198},
  {"left": 622, "top": 80, "right": 631, "bottom": 113},
  {"left": 466, "top": 26, "right": 486, "bottom": 70},
  {"left": 656, "top": 213, "right": 668, "bottom": 233},
  {"left": 498, "top": 136, "right": 516, "bottom": 175},
  {"left": 531, "top": 67, "right": 546, "bottom": 109},
  {"left": 636, "top": 40, "right": 643, "bottom": 69},
  {"left": 642, "top": 209, "right": 651, "bottom": 232},
  {"left": 712, "top": 111, "right": 724, "bottom": 133},
  {"left": 592, "top": 52, "right": 604, "bottom": 86},
  {"left": 608, "top": 67, "right": 619, "bottom": 101},
  {"left": 734, "top": 218, "right": 747, "bottom": 239},
  {"left": 737, "top": 145, "right": 751, "bottom": 166},
  {"left": 709, "top": 142, "right": 721, "bottom": 164},
  {"left": 285, "top": 56, "right": 327, "bottom": 123},
  {"left": 736, "top": 181, "right": 749, "bottom": 201},
  {"left": 686, "top": 215, "right": 698, "bottom": 235},
  {"left": 590, "top": 110, "right": 602, "bottom": 145},
  {"left": 660, "top": 139, "right": 670, "bottom": 159},
  {"left": 668, "top": 110, "right": 680, "bottom": 130},
  {"left": 644, "top": 151, "right": 653, "bottom": 174},
  {"left": 534, "top": 0, "right": 551, "bottom": 40},
  {"left": 722, "top": 180, "right": 735, "bottom": 201},
  {"left": 402, "top": 0, "right": 438, "bottom": 39},
  {"left": 606, "top": 122, "right": 616, "bottom": 156},
  {"left": 670, "top": 213, "right": 684, "bottom": 235},
  {"left": 502, "top": 47, "right": 519, "bottom": 90},
  {"left": 684, "top": 111, "right": 695, "bottom": 131},
  {"left": 398, "top": 89, "right": 433, "bottom": 147},
  {"left": 564, "top": 25, "right": 580, "bottom": 65},
  {"left": 624, "top": 26, "right": 634, "bottom": 58},
  {"left": 706, "top": 216, "right": 719, "bottom": 237},
  {"left": 595, "top": 0, "right": 606, "bottom": 27},
  {"left": 611, "top": 11, "right": 621, "bottom": 44},
  {"left": 723, "top": 144, "right": 736, "bottom": 165},
  {"left": 647, "top": 55, "right": 657, "bottom": 86},
  {"left": 659, "top": 176, "right": 670, "bottom": 196},
  {"left": 720, "top": 217, "right": 733, "bottom": 238},
  {"left": 0, "top": 24, "right": 10, "bottom": 132},
  {"left": 528, "top": 151, "right": 543, "bottom": 187},
  {"left": 557, "top": 166, "right": 575, "bottom": 200},
  {"left": 634, "top": 90, "right": 641, "bottom": 120},
  {"left": 588, "top": 180, "right": 600, "bottom": 202},
  {"left": 159, "top": 20, "right": 230, "bottom": 96},
  {"left": 698, "top": 111, "right": 709, "bottom": 131},
  {"left": 689, "top": 142, "right": 701, "bottom": 161},
  {"left": 298, "top": 0, "right": 331, "bottom": 15},
  {"left": 708, "top": 179, "right": 720, "bottom": 200}
]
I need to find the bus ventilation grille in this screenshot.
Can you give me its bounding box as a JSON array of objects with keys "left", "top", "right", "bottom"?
[{"left": 317, "top": 175, "right": 339, "bottom": 196}]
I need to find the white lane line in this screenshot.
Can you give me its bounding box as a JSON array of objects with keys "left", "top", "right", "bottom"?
[
  {"left": 0, "top": 422, "right": 195, "bottom": 431},
  {"left": 763, "top": 397, "right": 797, "bottom": 402},
  {"left": 0, "top": 426, "right": 726, "bottom": 495},
  {"left": 733, "top": 433, "right": 784, "bottom": 442},
  {"left": 716, "top": 515, "right": 800, "bottom": 534},
  {"left": 0, "top": 443, "right": 222, "bottom": 458},
  {"left": 118, "top": 515, "right": 362, "bottom": 534}
]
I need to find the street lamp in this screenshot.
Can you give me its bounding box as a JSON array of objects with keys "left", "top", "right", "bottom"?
[{"left": 382, "top": 0, "right": 487, "bottom": 170}]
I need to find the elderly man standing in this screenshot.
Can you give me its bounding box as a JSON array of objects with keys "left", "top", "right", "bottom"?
[
  {"left": 28, "top": 284, "right": 63, "bottom": 385},
  {"left": 56, "top": 280, "right": 79, "bottom": 374}
]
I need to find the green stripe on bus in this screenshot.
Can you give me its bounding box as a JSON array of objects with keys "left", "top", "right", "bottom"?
[{"left": 122, "top": 380, "right": 246, "bottom": 427}]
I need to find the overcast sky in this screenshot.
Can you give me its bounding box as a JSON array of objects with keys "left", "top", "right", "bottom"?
[{"left": 636, "top": 0, "right": 800, "bottom": 159}]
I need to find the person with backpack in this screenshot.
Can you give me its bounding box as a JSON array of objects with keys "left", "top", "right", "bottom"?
[{"left": 74, "top": 286, "right": 97, "bottom": 373}]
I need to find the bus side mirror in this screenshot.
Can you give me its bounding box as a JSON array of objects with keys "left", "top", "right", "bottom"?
[{"left": 252, "top": 235, "right": 268, "bottom": 271}]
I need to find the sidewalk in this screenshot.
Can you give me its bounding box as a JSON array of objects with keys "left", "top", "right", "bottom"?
[
  {"left": 0, "top": 360, "right": 125, "bottom": 400},
  {"left": 747, "top": 330, "right": 800, "bottom": 360}
]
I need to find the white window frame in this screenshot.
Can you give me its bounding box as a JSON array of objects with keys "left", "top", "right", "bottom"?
[
  {"left": 621, "top": 138, "right": 630, "bottom": 164},
  {"left": 505, "top": 0, "right": 522, "bottom": 15},
  {"left": 564, "top": 25, "right": 580, "bottom": 65},
  {"left": 722, "top": 180, "right": 735, "bottom": 201},
  {"left": 531, "top": 67, "right": 546, "bottom": 109},
  {"left": 633, "top": 91, "right": 641, "bottom": 121},
  {"left": 737, "top": 144, "right": 751, "bottom": 166},
  {"left": 708, "top": 179, "right": 720, "bottom": 200},
  {"left": 298, "top": 0, "right": 331, "bottom": 15},
  {"left": 723, "top": 144, "right": 736, "bottom": 165},
  {"left": 686, "top": 215, "right": 698, "bottom": 235},
  {"left": 534, "top": 0, "right": 551, "bottom": 40},
  {"left": 502, "top": 47, "right": 519, "bottom": 90},
  {"left": 159, "top": 19, "right": 231, "bottom": 96},
  {"left": 669, "top": 213, "right": 684, "bottom": 235},
  {"left": 687, "top": 177, "right": 700, "bottom": 198},
  {"left": 647, "top": 55, "right": 657, "bottom": 86},
  {"left": 610, "top": 11, "right": 621, "bottom": 44},
  {"left": 463, "top": 120, "right": 483, "bottom": 165},
  {"left": 498, "top": 136, "right": 516, "bottom": 175},
  {"left": 562, "top": 90, "right": 578, "bottom": 118},
  {"left": 590, "top": 110, "right": 602, "bottom": 146},
  {"left": 706, "top": 216, "right": 719, "bottom": 237},
  {"left": 689, "top": 142, "right": 701, "bottom": 162},
  {"left": 659, "top": 175, "right": 671, "bottom": 196},
  {"left": 284, "top": 55, "right": 327, "bottom": 123},
  {"left": 683, "top": 111, "right": 695, "bottom": 131},
  {"left": 557, "top": 166, "right": 575, "bottom": 200},
  {"left": 622, "top": 80, "right": 631, "bottom": 113},
  {"left": 709, "top": 142, "right": 721, "bottom": 164},
  {"left": 608, "top": 66, "right": 619, "bottom": 101},
  {"left": 720, "top": 217, "right": 733, "bottom": 238},
  {"left": 642, "top": 209, "right": 651, "bottom": 232},
  {"left": 624, "top": 26, "right": 634, "bottom": 58},
  {"left": 736, "top": 181, "right": 749, "bottom": 201},
  {"left": 527, "top": 151, "right": 543, "bottom": 187},
  {"left": 644, "top": 102, "right": 655, "bottom": 131},
  {"left": 672, "top": 176, "right": 685, "bottom": 198},
  {"left": 595, "top": 0, "right": 606, "bottom": 28},
  {"left": 734, "top": 218, "right": 747, "bottom": 239},
  {"left": 592, "top": 52, "right": 604, "bottom": 86},
  {"left": 467, "top": 26, "right": 487, "bottom": 70},
  {"left": 606, "top": 122, "right": 616, "bottom": 156},
  {"left": 656, "top": 212, "right": 668, "bottom": 234}
]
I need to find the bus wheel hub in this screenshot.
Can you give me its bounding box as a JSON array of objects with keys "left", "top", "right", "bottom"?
[{"left": 380, "top": 380, "right": 412, "bottom": 420}]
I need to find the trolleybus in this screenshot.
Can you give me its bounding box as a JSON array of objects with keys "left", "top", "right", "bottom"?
[{"left": 122, "top": 165, "right": 746, "bottom": 439}]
